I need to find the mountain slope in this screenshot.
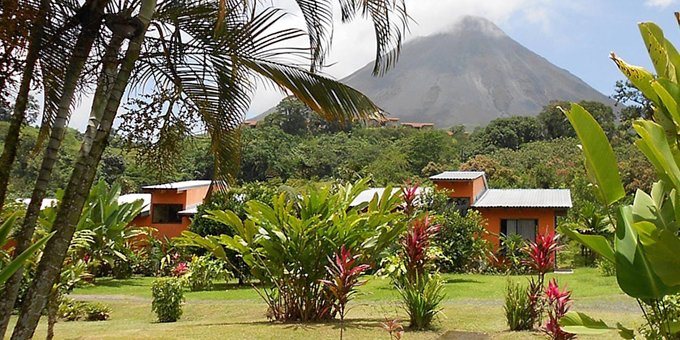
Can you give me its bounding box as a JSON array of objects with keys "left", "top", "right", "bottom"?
[{"left": 340, "top": 16, "right": 612, "bottom": 127}]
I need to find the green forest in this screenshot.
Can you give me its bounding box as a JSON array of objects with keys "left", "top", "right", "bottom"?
[{"left": 2, "top": 90, "right": 655, "bottom": 226}]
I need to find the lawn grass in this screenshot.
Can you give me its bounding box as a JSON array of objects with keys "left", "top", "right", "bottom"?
[{"left": 8, "top": 268, "right": 642, "bottom": 339}]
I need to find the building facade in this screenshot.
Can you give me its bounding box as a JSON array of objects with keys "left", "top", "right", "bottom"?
[{"left": 430, "top": 171, "right": 571, "bottom": 251}]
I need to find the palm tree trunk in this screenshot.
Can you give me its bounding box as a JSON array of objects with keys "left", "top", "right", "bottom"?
[
  {"left": 0, "top": 1, "right": 108, "bottom": 337},
  {"left": 9, "top": 2, "right": 156, "bottom": 338},
  {"left": 0, "top": 0, "right": 48, "bottom": 213}
]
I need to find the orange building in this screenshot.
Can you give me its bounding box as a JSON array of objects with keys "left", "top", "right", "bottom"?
[
  {"left": 430, "top": 171, "right": 571, "bottom": 251},
  {"left": 129, "top": 180, "right": 212, "bottom": 239}
]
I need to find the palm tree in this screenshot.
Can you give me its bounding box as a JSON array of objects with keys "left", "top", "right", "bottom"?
[
  {"left": 0, "top": 0, "right": 106, "bottom": 336},
  {"left": 8, "top": 0, "right": 408, "bottom": 338}
]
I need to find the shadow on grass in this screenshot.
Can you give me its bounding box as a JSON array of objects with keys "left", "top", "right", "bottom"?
[
  {"left": 184, "top": 317, "right": 387, "bottom": 331},
  {"left": 444, "top": 278, "right": 482, "bottom": 284},
  {"left": 210, "top": 282, "right": 263, "bottom": 291},
  {"left": 88, "top": 277, "right": 148, "bottom": 288}
]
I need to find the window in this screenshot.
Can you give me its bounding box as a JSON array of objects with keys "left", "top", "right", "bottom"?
[
  {"left": 449, "top": 198, "right": 470, "bottom": 216},
  {"left": 152, "top": 204, "right": 183, "bottom": 224},
  {"left": 501, "top": 219, "right": 537, "bottom": 242}
]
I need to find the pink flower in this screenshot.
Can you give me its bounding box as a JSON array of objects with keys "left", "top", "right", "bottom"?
[{"left": 172, "top": 262, "right": 188, "bottom": 277}]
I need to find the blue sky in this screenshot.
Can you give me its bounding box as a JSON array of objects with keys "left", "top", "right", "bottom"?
[
  {"left": 501, "top": 1, "right": 677, "bottom": 98},
  {"left": 66, "top": 0, "right": 680, "bottom": 130}
]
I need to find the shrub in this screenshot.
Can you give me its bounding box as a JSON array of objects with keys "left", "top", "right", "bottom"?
[
  {"left": 82, "top": 302, "right": 111, "bottom": 321},
  {"left": 151, "top": 277, "right": 185, "bottom": 322},
  {"left": 425, "top": 191, "right": 490, "bottom": 273},
  {"left": 397, "top": 274, "right": 445, "bottom": 330},
  {"left": 58, "top": 298, "right": 111, "bottom": 321},
  {"left": 181, "top": 179, "right": 406, "bottom": 322},
  {"left": 394, "top": 214, "right": 445, "bottom": 330},
  {"left": 435, "top": 210, "right": 490, "bottom": 273},
  {"left": 504, "top": 280, "right": 534, "bottom": 331},
  {"left": 184, "top": 255, "right": 229, "bottom": 291},
  {"left": 596, "top": 258, "right": 615, "bottom": 276}
]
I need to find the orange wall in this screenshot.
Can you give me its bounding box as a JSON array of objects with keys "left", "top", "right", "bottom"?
[
  {"left": 130, "top": 186, "right": 208, "bottom": 240},
  {"left": 433, "top": 177, "right": 486, "bottom": 203},
  {"left": 475, "top": 207, "right": 556, "bottom": 251},
  {"left": 185, "top": 186, "right": 209, "bottom": 206}
]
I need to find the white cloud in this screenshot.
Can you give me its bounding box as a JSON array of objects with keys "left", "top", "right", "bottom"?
[{"left": 645, "top": 0, "right": 676, "bottom": 8}]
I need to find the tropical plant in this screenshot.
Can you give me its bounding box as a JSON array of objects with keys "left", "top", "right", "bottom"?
[
  {"left": 183, "top": 255, "right": 229, "bottom": 291},
  {"left": 498, "top": 233, "right": 528, "bottom": 274},
  {"left": 504, "top": 279, "right": 534, "bottom": 331},
  {"left": 151, "top": 277, "right": 185, "bottom": 323},
  {"left": 0, "top": 213, "right": 53, "bottom": 286},
  {"left": 180, "top": 178, "right": 406, "bottom": 322},
  {"left": 543, "top": 279, "right": 575, "bottom": 340},
  {"left": 557, "top": 18, "right": 680, "bottom": 338},
  {"left": 394, "top": 214, "right": 445, "bottom": 330},
  {"left": 40, "top": 180, "right": 146, "bottom": 278},
  {"left": 428, "top": 193, "right": 490, "bottom": 273},
  {"left": 319, "top": 245, "right": 371, "bottom": 340},
  {"left": 380, "top": 318, "right": 404, "bottom": 340}
]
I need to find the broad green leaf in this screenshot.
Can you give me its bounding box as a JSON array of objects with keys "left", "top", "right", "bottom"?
[
  {"left": 636, "top": 221, "right": 680, "bottom": 288},
  {"left": 0, "top": 212, "right": 18, "bottom": 245},
  {"left": 560, "top": 311, "right": 613, "bottom": 335},
  {"left": 651, "top": 81, "right": 680, "bottom": 129},
  {"left": 615, "top": 206, "right": 670, "bottom": 299},
  {"left": 610, "top": 52, "right": 660, "bottom": 105},
  {"left": 564, "top": 103, "right": 625, "bottom": 206},
  {"left": 640, "top": 23, "right": 676, "bottom": 81},
  {"left": 633, "top": 120, "right": 680, "bottom": 191},
  {"left": 558, "top": 226, "right": 614, "bottom": 263},
  {"left": 0, "top": 231, "right": 54, "bottom": 284}
]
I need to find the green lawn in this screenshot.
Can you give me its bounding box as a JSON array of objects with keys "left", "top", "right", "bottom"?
[{"left": 9, "top": 268, "right": 642, "bottom": 339}]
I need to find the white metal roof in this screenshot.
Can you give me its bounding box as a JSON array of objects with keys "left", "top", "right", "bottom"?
[
  {"left": 472, "top": 189, "right": 572, "bottom": 208},
  {"left": 429, "top": 171, "right": 486, "bottom": 181},
  {"left": 142, "top": 180, "right": 212, "bottom": 191},
  {"left": 118, "top": 193, "right": 151, "bottom": 214},
  {"left": 16, "top": 198, "right": 58, "bottom": 210},
  {"left": 350, "top": 187, "right": 430, "bottom": 207},
  {"left": 178, "top": 203, "right": 199, "bottom": 215}
]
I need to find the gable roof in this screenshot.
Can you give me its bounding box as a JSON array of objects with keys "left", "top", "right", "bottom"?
[
  {"left": 472, "top": 189, "right": 572, "bottom": 208},
  {"left": 143, "top": 180, "right": 212, "bottom": 192},
  {"left": 429, "top": 171, "right": 486, "bottom": 181},
  {"left": 349, "top": 187, "right": 431, "bottom": 207}
]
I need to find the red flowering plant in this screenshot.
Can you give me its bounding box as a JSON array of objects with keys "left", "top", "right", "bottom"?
[
  {"left": 320, "top": 245, "right": 371, "bottom": 340},
  {"left": 172, "top": 262, "right": 189, "bottom": 277},
  {"left": 523, "top": 231, "right": 562, "bottom": 328},
  {"left": 402, "top": 214, "right": 441, "bottom": 281},
  {"left": 401, "top": 180, "right": 421, "bottom": 217},
  {"left": 544, "top": 279, "right": 575, "bottom": 340}
]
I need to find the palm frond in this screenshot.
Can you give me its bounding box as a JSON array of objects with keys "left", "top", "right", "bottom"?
[
  {"left": 243, "top": 58, "right": 382, "bottom": 124},
  {"left": 338, "top": 0, "right": 409, "bottom": 76}
]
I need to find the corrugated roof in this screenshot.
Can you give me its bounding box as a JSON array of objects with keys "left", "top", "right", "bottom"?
[
  {"left": 472, "top": 189, "right": 572, "bottom": 208},
  {"left": 178, "top": 203, "right": 200, "bottom": 215},
  {"left": 143, "top": 180, "right": 212, "bottom": 191},
  {"left": 350, "top": 187, "right": 431, "bottom": 207},
  {"left": 350, "top": 188, "right": 400, "bottom": 207},
  {"left": 429, "top": 171, "right": 486, "bottom": 181},
  {"left": 16, "top": 198, "right": 58, "bottom": 210}
]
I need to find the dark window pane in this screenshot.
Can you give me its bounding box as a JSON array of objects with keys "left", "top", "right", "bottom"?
[{"left": 152, "top": 204, "right": 183, "bottom": 224}]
